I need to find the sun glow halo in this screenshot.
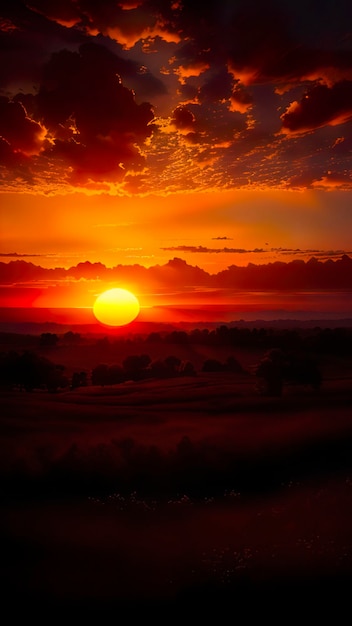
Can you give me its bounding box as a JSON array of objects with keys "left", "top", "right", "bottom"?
[{"left": 93, "top": 288, "right": 140, "bottom": 326}]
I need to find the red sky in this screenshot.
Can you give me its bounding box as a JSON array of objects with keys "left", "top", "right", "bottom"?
[{"left": 1, "top": 1, "right": 352, "bottom": 317}]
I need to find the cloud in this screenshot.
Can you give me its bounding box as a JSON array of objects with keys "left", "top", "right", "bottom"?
[
  {"left": 161, "top": 245, "right": 264, "bottom": 254},
  {"left": 0, "top": 252, "right": 44, "bottom": 257},
  {"left": 161, "top": 245, "right": 352, "bottom": 260},
  {"left": 1, "top": 1, "right": 352, "bottom": 192},
  {"left": 312, "top": 171, "right": 352, "bottom": 190},
  {"left": 23, "top": 0, "right": 181, "bottom": 49},
  {"left": 281, "top": 81, "right": 352, "bottom": 135},
  {"left": 1, "top": 255, "right": 352, "bottom": 294},
  {"left": 0, "top": 97, "right": 47, "bottom": 157},
  {"left": 17, "top": 43, "right": 155, "bottom": 183}
]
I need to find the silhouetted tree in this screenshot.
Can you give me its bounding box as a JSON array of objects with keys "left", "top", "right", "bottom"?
[
  {"left": 40, "top": 333, "right": 58, "bottom": 347},
  {"left": 95, "top": 337, "right": 110, "bottom": 349},
  {"left": 91, "top": 364, "right": 110, "bottom": 386},
  {"left": 63, "top": 331, "right": 81, "bottom": 344},
  {"left": 202, "top": 358, "right": 223, "bottom": 372},
  {"left": 224, "top": 356, "right": 243, "bottom": 373},
  {"left": 0, "top": 350, "right": 67, "bottom": 391},
  {"left": 180, "top": 360, "right": 196, "bottom": 376},
  {"left": 255, "top": 348, "right": 286, "bottom": 396},
  {"left": 149, "top": 358, "right": 169, "bottom": 378},
  {"left": 46, "top": 364, "right": 68, "bottom": 392},
  {"left": 285, "top": 352, "right": 322, "bottom": 390},
  {"left": 71, "top": 371, "right": 88, "bottom": 389},
  {"left": 109, "top": 364, "right": 125, "bottom": 384},
  {"left": 165, "top": 330, "right": 188, "bottom": 344},
  {"left": 145, "top": 332, "right": 163, "bottom": 343},
  {"left": 0, "top": 350, "right": 19, "bottom": 388},
  {"left": 122, "top": 354, "right": 151, "bottom": 380},
  {"left": 164, "top": 355, "right": 181, "bottom": 375}
]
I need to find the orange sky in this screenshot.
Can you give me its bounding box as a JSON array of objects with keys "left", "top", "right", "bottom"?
[
  {"left": 1, "top": 1, "right": 352, "bottom": 317},
  {"left": 2, "top": 189, "right": 352, "bottom": 274}
]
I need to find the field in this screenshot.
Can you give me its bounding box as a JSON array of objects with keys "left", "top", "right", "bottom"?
[{"left": 1, "top": 330, "right": 352, "bottom": 618}]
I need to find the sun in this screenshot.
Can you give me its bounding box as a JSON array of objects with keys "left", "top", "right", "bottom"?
[{"left": 93, "top": 288, "right": 140, "bottom": 326}]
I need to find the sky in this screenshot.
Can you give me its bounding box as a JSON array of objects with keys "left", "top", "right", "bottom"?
[{"left": 1, "top": 0, "right": 352, "bottom": 318}]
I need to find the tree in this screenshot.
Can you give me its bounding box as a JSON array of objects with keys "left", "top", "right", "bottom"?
[
  {"left": 63, "top": 331, "right": 81, "bottom": 344},
  {"left": 122, "top": 354, "right": 151, "bottom": 380},
  {"left": 254, "top": 348, "right": 322, "bottom": 396},
  {"left": 165, "top": 330, "right": 188, "bottom": 344},
  {"left": 146, "top": 332, "right": 162, "bottom": 343},
  {"left": 285, "top": 352, "right": 322, "bottom": 390},
  {"left": 149, "top": 359, "right": 168, "bottom": 378},
  {"left": 46, "top": 364, "right": 68, "bottom": 392},
  {"left": 0, "top": 350, "right": 67, "bottom": 391},
  {"left": 164, "top": 355, "right": 181, "bottom": 375},
  {"left": 202, "top": 358, "right": 223, "bottom": 372},
  {"left": 91, "top": 364, "right": 110, "bottom": 386},
  {"left": 0, "top": 350, "right": 19, "bottom": 388},
  {"left": 109, "top": 364, "right": 125, "bottom": 384},
  {"left": 224, "top": 356, "right": 243, "bottom": 373},
  {"left": 39, "top": 333, "right": 58, "bottom": 347},
  {"left": 71, "top": 371, "right": 88, "bottom": 389},
  {"left": 180, "top": 360, "right": 196, "bottom": 376},
  {"left": 255, "top": 348, "right": 286, "bottom": 396}
]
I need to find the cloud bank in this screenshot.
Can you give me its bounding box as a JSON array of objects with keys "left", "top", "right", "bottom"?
[
  {"left": 0, "top": 0, "right": 351, "bottom": 194},
  {"left": 1, "top": 255, "right": 352, "bottom": 291}
]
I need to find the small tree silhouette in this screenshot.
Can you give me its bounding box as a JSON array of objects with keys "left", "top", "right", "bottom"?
[
  {"left": 0, "top": 350, "right": 67, "bottom": 391},
  {"left": 285, "top": 352, "right": 322, "bottom": 390},
  {"left": 180, "top": 360, "right": 196, "bottom": 376},
  {"left": 71, "top": 371, "right": 88, "bottom": 389},
  {"left": 39, "top": 333, "right": 59, "bottom": 347},
  {"left": 63, "top": 331, "right": 82, "bottom": 344},
  {"left": 122, "top": 354, "right": 151, "bottom": 380},
  {"left": 255, "top": 348, "right": 286, "bottom": 396},
  {"left": 91, "top": 364, "right": 110, "bottom": 386}
]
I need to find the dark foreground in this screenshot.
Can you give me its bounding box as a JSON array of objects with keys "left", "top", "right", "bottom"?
[{"left": 1, "top": 374, "right": 352, "bottom": 618}]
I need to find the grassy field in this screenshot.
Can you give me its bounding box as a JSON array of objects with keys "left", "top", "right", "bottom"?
[{"left": 1, "top": 363, "right": 352, "bottom": 617}]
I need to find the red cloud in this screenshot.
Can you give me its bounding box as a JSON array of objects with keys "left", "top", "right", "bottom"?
[
  {"left": 31, "top": 43, "right": 155, "bottom": 181},
  {"left": 171, "top": 106, "right": 196, "bottom": 131},
  {"left": 0, "top": 97, "right": 47, "bottom": 157},
  {"left": 281, "top": 81, "right": 352, "bottom": 134}
]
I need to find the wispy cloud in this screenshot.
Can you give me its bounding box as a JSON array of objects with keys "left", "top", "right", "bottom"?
[
  {"left": 161, "top": 245, "right": 352, "bottom": 258},
  {"left": 0, "top": 252, "right": 44, "bottom": 257},
  {"left": 161, "top": 245, "right": 264, "bottom": 254}
]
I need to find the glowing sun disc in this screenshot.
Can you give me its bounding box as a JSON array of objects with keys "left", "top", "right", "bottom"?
[{"left": 93, "top": 288, "right": 140, "bottom": 326}]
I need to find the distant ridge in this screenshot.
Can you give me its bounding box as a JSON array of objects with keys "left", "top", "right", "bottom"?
[{"left": 1, "top": 318, "right": 352, "bottom": 336}]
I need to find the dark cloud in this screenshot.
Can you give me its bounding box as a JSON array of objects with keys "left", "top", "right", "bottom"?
[
  {"left": 161, "top": 246, "right": 265, "bottom": 254},
  {"left": 0, "top": 1, "right": 87, "bottom": 91},
  {"left": 24, "top": 0, "right": 178, "bottom": 48},
  {"left": 230, "top": 83, "right": 253, "bottom": 114},
  {"left": 1, "top": 254, "right": 352, "bottom": 291},
  {"left": 0, "top": 96, "right": 46, "bottom": 157},
  {"left": 199, "top": 70, "right": 234, "bottom": 104},
  {"left": 281, "top": 81, "right": 352, "bottom": 134},
  {"left": 161, "top": 245, "right": 352, "bottom": 260},
  {"left": 15, "top": 42, "right": 155, "bottom": 182},
  {"left": 171, "top": 106, "right": 196, "bottom": 131},
  {"left": 23, "top": 0, "right": 82, "bottom": 27},
  {"left": 0, "top": 0, "right": 351, "bottom": 191}
]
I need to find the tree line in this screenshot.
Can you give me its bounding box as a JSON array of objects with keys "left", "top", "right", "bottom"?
[
  {"left": 0, "top": 344, "right": 322, "bottom": 397},
  {"left": 2, "top": 325, "right": 351, "bottom": 356}
]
